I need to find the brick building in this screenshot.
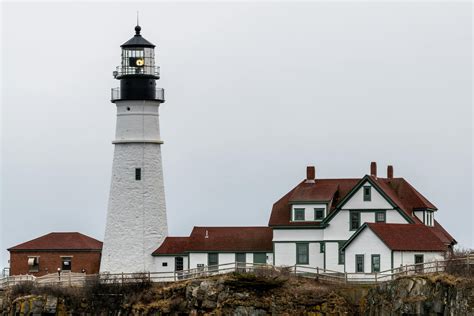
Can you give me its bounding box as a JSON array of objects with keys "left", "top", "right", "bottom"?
[{"left": 8, "top": 232, "right": 102, "bottom": 276}]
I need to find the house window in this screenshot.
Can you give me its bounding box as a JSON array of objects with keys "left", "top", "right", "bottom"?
[
  {"left": 28, "top": 257, "right": 39, "bottom": 273},
  {"left": 135, "top": 168, "right": 141, "bottom": 180},
  {"left": 296, "top": 243, "right": 309, "bottom": 264},
  {"left": 356, "top": 254, "right": 364, "bottom": 273},
  {"left": 363, "top": 186, "right": 371, "bottom": 201},
  {"left": 350, "top": 211, "right": 360, "bottom": 230},
  {"left": 320, "top": 242, "right": 325, "bottom": 253},
  {"left": 314, "top": 208, "right": 324, "bottom": 220},
  {"left": 61, "top": 257, "right": 72, "bottom": 271},
  {"left": 294, "top": 209, "right": 305, "bottom": 221},
  {"left": 371, "top": 255, "right": 380, "bottom": 273},
  {"left": 338, "top": 241, "right": 345, "bottom": 264},
  {"left": 375, "top": 211, "right": 386, "bottom": 223},
  {"left": 208, "top": 253, "right": 218, "bottom": 271},
  {"left": 162, "top": 262, "right": 168, "bottom": 267},
  {"left": 253, "top": 253, "right": 267, "bottom": 264}
]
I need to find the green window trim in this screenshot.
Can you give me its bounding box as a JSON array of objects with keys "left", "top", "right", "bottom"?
[
  {"left": 314, "top": 208, "right": 325, "bottom": 220},
  {"left": 296, "top": 243, "right": 309, "bottom": 264},
  {"left": 375, "top": 211, "right": 386, "bottom": 223},
  {"left": 350, "top": 211, "right": 361, "bottom": 231},
  {"left": 371, "top": 254, "right": 380, "bottom": 273},
  {"left": 356, "top": 254, "right": 364, "bottom": 273},
  {"left": 293, "top": 208, "right": 305, "bottom": 221},
  {"left": 208, "top": 253, "right": 218, "bottom": 266},
  {"left": 338, "top": 241, "right": 345, "bottom": 265},
  {"left": 414, "top": 254, "right": 424, "bottom": 264},
  {"left": 363, "top": 186, "right": 371, "bottom": 201},
  {"left": 253, "top": 253, "right": 267, "bottom": 264}
]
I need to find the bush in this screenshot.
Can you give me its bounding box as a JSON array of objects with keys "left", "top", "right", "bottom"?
[
  {"left": 444, "top": 248, "right": 474, "bottom": 278},
  {"left": 225, "top": 271, "right": 287, "bottom": 291}
]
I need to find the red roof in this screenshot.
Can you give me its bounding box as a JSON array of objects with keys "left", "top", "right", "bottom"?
[
  {"left": 153, "top": 227, "right": 273, "bottom": 255},
  {"left": 268, "top": 174, "right": 440, "bottom": 227},
  {"left": 268, "top": 178, "right": 359, "bottom": 226},
  {"left": 8, "top": 232, "right": 103, "bottom": 251},
  {"left": 367, "top": 223, "right": 448, "bottom": 251},
  {"left": 152, "top": 237, "right": 189, "bottom": 255}
]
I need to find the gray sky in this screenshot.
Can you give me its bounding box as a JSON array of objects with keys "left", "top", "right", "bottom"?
[{"left": 1, "top": 2, "right": 472, "bottom": 269}]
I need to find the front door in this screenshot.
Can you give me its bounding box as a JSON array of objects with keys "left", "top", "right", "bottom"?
[
  {"left": 236, "top": 253, "right": 246, "bottom": 272},
  {"left": 175, "top": 257, "right": 184, "bottom": 279},
  {"left": 208, "top": 253, "right": 218, "bottom": 271}
]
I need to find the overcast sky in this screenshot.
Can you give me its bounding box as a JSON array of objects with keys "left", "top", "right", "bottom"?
[{"left": 1, "top": 2, "right": 472, "bottom": 269}]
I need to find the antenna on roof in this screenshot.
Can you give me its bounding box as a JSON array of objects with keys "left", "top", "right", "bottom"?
[{"left": 137, "top": 11, "right": 139, "bottom": 26}]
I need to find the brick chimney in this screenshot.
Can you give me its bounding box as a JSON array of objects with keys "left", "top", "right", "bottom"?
[
  {"left": 306, "top": 166, "right": 316, "bottom": 183},
  {"left": 387, "top": 165, "right": 394, "bottom": 179},
  {"left": 370, "top": 162, "right": 377, "bottom": 177}
]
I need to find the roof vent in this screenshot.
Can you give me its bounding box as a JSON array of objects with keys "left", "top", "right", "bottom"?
[
  {"left": 306, "top": 166, "right": 316, "bottom": 183},
  {"left": 370, "top": 162, "right": 377, "bottom": 178},
  {"left": 387, "top": 165, "right": 394, "bottom": 179},
  {"left": 205, "top": 230, "right": 209, "bottom": 239}
]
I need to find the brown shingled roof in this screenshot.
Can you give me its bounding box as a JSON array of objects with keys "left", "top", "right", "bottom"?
[
  {"left": 153, "top": 227, "right": 273, "bottom": 255},
  {"left": 269, "top": 172, "right": 441, "bottom": 227},
  {"left": 8, "top": 232, "right": 102, "bottom": 251},
  {"left": 367, "top": 223, "right": 448, "bottom": 251},
  {"left": 268, "top": 178, "right": 359, "bottom": 226},
  {"left": 152, "top": 237, "right": 189, "bottom": 255}
]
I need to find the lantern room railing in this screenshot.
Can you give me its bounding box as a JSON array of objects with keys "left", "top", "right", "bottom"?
[
  {"left": 113, "top": 66, "right": 160, "bottom": 78},
  {"left": 111, "top": 88, "right": 165, "bottom": 102}
]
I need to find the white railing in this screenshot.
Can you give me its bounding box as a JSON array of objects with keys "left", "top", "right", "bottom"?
[{"left": 1, "top": 256, "right": 472, "bottom": 289}]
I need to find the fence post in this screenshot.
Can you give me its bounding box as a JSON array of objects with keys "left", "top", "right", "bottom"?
[
  {"left": 375, "top": 273, "right": 377, "bottom": 284},
  {"left": 121, "top": 272, "right": 124, "bottom": 284},
  {"left": 435, "top": 261, "right": 439, "bottom": 273},
  {"left": 174, "top": 272, "right": 176, "bottom": 282},
  {"left": 316, "top": 267, "right": 319, "bottom": 275},
  {"left": 405, "top": 264, "right": 408, "bottom": 276},
  {"left": 345, "top": 272, "right": 347, "bottom": 284},
  {"left": 467, "top": 255, "right": 470, "bottom": 274}
]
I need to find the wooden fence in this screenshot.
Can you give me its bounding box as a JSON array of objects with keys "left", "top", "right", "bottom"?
[{"left": 1, "top": 255, "right": 472, "bottom": 289}]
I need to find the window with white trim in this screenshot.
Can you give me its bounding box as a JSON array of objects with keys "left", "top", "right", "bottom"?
[{"left": 293, "top": 208, "right": 305, "bottom": 221}]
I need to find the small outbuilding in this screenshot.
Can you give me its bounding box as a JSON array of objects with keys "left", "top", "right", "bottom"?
[
  {"left": 8, "top": 232, "right": 102, "bottom": 276},
  {"left": 342, "top": 223, "right": 450, "bottom": 275}
]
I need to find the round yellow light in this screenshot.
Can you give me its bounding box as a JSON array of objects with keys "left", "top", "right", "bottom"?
[{"left": 136, "top": 59, "right": 145, "bottom": 66}]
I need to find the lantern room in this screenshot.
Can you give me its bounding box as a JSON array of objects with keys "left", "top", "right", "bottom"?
[
  {"left": 114, "top": 25, "right": 160, "bottom": 79},
  {"left": 111, "top": 25, "right": 164, "bottom": 102}
]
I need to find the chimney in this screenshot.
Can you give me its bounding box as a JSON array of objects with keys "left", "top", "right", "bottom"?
[
  {"left": 306, "top": 166, "right": 316, "bottom": 183},
  {"left": 387, "top": 165, "right": 394, "bottom": 179},
  {"left": 370, "top": 162, "right": 377, "bottom": 177}
]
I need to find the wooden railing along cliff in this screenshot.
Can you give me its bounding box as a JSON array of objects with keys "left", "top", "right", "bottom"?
[{"left": 1, "top": 255, "right": 472, "bottom": 289}]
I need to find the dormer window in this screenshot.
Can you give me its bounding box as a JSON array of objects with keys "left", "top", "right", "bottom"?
[
  {"left": 294, "top": 209, "right": 305, "bottom": 221},
  {"left": 425, "top": 211, "right": 434, "bottom": 226},
  {"left": 314, "top": 208, "right": 324, "bottom": 220},
  {"left": 363, "top": 186, "right": 371, "bottom": 201}
]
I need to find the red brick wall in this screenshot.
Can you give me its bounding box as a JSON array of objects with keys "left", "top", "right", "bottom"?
[{"left": 9, "top": 251, "right": 101, "bottom": 276}]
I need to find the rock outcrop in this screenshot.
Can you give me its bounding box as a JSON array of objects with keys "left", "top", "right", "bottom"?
[{"left": 362, "top": 274, "right": 474, "bottom": 315}]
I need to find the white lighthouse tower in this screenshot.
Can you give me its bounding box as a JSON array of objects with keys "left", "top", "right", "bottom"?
[{"left": 101, "top": 25, "right": 168, "bottom": 273}]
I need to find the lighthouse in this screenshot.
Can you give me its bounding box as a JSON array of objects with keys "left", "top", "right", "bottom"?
[{"left": 100, "top": 25, "right": 168, "bottom": 273}]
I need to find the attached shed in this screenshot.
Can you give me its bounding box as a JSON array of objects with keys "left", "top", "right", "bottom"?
[{"left": 342, "top": 223, "right": 448, "bottom": 275}]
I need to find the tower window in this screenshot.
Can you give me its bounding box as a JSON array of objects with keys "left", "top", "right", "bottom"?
[{"left": 135, "top": 168, "right": 141, "bottom": 180}]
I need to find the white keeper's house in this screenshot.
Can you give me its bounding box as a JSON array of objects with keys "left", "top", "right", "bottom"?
[
  {"left": 6, "top": 25, "right": 457, "bottom": 278},
  {"left": 154, "top": 163, "right": 456, "bottom": 275}
]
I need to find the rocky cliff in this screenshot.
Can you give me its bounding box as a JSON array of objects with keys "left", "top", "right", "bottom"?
[
  {"left": 363, "top": 274, "right": 474, "bottom": 315},
  {"left": 1, "top": 272, "right": 473, "bottom": 315}
]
